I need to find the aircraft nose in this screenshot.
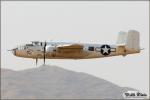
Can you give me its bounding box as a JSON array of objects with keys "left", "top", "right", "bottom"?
[
  {"left": 12, "top": 49, "right": 16, "bottom": 55},
  {"left": 8, "top": 48, "right": 18, "bottom": 56}
]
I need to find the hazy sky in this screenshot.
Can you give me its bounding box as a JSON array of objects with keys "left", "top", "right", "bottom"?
[{"left": 1, "top": 1, "right": 149, "bottom": 95}]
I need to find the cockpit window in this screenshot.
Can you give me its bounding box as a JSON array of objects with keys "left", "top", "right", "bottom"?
[
  {"left": 18, "top": 46, "right": 25, "bottom": 50},
  {"left": 32, "top": 41, "right": 41, "bottom": 46}
]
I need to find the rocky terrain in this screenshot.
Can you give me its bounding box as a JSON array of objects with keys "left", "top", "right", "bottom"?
[{"left": 1, "top": 65, "right": 135, "bottom": 99}]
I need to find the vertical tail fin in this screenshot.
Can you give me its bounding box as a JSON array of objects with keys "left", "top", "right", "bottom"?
[
  {"left": 117, "top": 31, "right": 127, "bottom": 46},
  {"left": 126, "top": 30, "right": 140, "bottom": 50},
  {"left": 117, "top": 30, "right": 140, "bottom": 51}
]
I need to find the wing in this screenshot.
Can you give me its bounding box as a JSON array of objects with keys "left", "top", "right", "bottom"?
[{"left": 57, "top": 44, "right": 83, "bottom": 53}]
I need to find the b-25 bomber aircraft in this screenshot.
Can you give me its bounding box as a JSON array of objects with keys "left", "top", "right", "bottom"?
[{"left": 9, "top": 30, "right": 141, "bottom": 65}]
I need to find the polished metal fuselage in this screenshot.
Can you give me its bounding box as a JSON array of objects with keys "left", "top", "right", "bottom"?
[{"left": 13, "top": 42, "right": 140, "bottom": 59}]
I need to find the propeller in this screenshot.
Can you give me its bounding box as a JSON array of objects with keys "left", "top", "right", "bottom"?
[
  {"left": 35, "top": 41, "right": 47, "bottom": 66},
  {"left": 43, "top": 41, "right": 47, "bottom": 65},
  {"left": 36, "top": 58, "right": 38, "bottom": 66}
]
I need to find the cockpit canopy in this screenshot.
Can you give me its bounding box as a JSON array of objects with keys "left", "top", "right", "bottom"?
[
  {"left": 16, "top": 41, "right": 43, "bottom": 50},
  {"left": 31, "top": 41, "right": 42, "bottom": 46},
  {"left": 25, "top": 41, "right": 42, "bottom": 46}
]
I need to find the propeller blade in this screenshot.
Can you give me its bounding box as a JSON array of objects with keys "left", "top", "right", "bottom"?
[
  {"left": 43, "top": 41, "right": 46, "bottom": 65},
  {"left": 36, "top": 58, "right": 38, "bottom": 66},
  {"left": 44, "top": 56, "right": 45, "bottom": 65}
]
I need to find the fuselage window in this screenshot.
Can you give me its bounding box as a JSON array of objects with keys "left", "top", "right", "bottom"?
[{"left": 88, "top": 46, "right": 94, "bottom": 51}]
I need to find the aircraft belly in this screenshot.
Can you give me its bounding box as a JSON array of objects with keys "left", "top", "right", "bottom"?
[{"left": 46, "top": 51, "right": 88, "bottom": 59}]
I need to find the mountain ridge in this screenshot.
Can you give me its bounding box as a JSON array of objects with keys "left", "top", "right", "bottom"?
[{"left": 1, "top": 65, "right": 135, "bottom": 99}]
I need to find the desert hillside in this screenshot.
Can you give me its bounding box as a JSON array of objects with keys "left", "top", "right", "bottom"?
[{"left": 1, "top": 65, "right": 135, "bottom": 99}]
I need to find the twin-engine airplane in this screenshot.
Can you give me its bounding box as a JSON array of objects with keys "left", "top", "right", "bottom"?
[{"left": 9, "top": 30, "right": 141, "bottom": 66}]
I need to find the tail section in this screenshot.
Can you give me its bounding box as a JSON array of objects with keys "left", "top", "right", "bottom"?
[
  {"left": 117, "top": 30, "right": 140, "bottom": 55},
  {"left": 117, "top": 31, "right": 127, "bottom": 46},
  {"left": 126, "top": 30, "right": 140, "bottom": 50}
]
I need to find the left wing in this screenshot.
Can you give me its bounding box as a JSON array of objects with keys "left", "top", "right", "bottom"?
[{"left": 57, "top": 44, "right": 83, "bottom": 53}]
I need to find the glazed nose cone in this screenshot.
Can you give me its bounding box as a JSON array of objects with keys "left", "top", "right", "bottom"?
[
  {"left": 8, "top": 48, "right": 18, "bottom": 56},
  {"left": 12, "top": 49, "right": 16, "bottom": 55}
]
